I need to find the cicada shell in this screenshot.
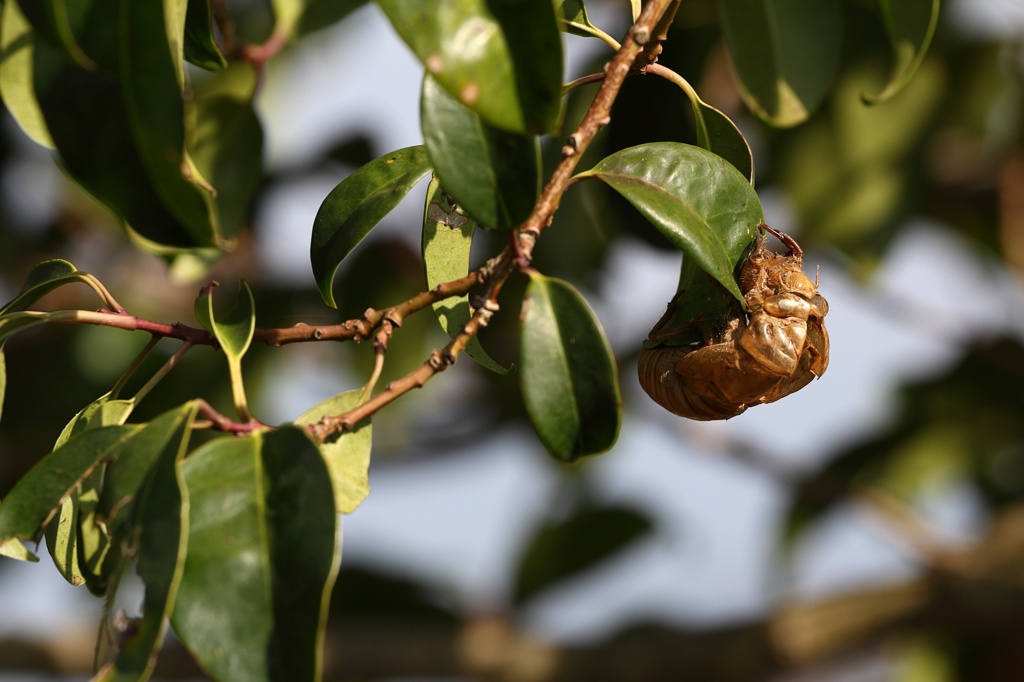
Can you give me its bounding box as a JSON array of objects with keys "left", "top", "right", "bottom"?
[{"left": 638, "top": 227, "right": 829, "bottom": 421}]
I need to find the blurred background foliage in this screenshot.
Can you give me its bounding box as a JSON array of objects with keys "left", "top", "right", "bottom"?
[{"left": 1, "top": 0, "right": 1024, "bottom": 679}]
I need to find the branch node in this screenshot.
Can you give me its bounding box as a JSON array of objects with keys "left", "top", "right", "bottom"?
[
  {"left": 632, "top": 26, "right": 650, "bottom": 45},
  {"left": 313, "top": 328, "right": 324, "bottom": 340}
]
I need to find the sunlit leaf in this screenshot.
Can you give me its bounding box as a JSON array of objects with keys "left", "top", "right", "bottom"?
[
  {"left": 94, "top": 403, "right": 198, "bottom": 682},
  {"left": 172, "top": 427, "right": 339, "bottom": 682},
  {"left": 863, "top": 0, "right": 940, "bottom": 104},
  {"left": 1, "top": 259, "right": 85, "bottom": 315},
  {"left": 295, "top": 389, "right": 372, "bottom": 514},
  {"left": 0, "top": 0, "right": 54, "bottom": 147},
  {"left": 0, "top": 537, "right": 38, "bottom": 562},
  {"left": 310, "top": 146, "right": 432, "bottom": 308},
  {"left": 554, "top": 0, "right": 617, "bottom": 45},
  {"left": 184, "top": 0, "right": 227, "bottom": 70},
  {"left": 421, "top": 75, "right": 540, "bottom": 229},
  {"left": 0, "top": 425, "right": 140, "bottom": 545},
  {"left": 376, "top": 0, "right": 563, "bottom": 134},
  {"left": 519, "top": 273, "right": 620, "bottom": 462},
  {"left": 0, "top": 310, "right": 78, "bottom": 344},
  {"left": 515, "top": 506, "right": 652, "bottom": 603},
  {"left": 579, "top": 142, "right": 763, "bottom": 302},
  {"left": 121, "top": 0, "right": 221, "bottom": 246},
  {"left": 421, "top": 177, "right": 512, "bottom": 374},
  {"left": 195, "top": 281, "right": 256, "bottom": 420},
  {"left": 716, "top": 0, "right": 842, "bottom": 127}
]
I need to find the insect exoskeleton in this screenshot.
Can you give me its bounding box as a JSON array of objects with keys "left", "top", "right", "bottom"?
[{"left": 638, "top": 225, "right": 829, "bottom": 421}]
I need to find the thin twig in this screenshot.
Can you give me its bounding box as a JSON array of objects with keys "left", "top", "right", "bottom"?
[
  {"left": 194, "top": 399, "right": 267, "bottom": 436},
  {"left": 131, "top": 341, "right": 193, "bottom": 405},
  {"left": 563, "top": 72, "right": 607, "bottom": 95},
  {"left": 310, "top": 0, "right": 677, "bottom": 440},
  {"left": 109, "top": 335, "right": 160, "bottom": 399}
]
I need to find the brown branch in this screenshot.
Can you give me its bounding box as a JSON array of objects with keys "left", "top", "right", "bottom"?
[
  {"left": 194, "top": 399, "right": 267, "bottom": 436},
  {"left": 310, "top": 0, "right": 677, "bottom": 440},
  {"left": 47, "top": 270, "right": 486, "bottom": 348}
]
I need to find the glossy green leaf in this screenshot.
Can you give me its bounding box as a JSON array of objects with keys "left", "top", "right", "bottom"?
[
  {"left": 195, "top": 281, "right": 256, "bottom": 420},
  {"left": 44, "top": 391, "right": 134, "bottom": 587},
  {"left": 421, "top": 75, "right": 540, "bottom": 230},
  {"left": 191, "top": 63, "right": 264, "bottom": 240},
  {"left": 0, "top": 425, "right": 140, "bottom": 545},
  {"left": 519, "top": 273, "right": 620, "bottom": 462},
  {"left": 580, "top": 143, "right": 763, "bottom": 302},
  {"left": 1, "top": 259, "right": 86, "bottom": 315},
  {"left": 184, "top": 0, "right": 227, "bottom": 70},
  {"left": 121, "top": 0, "right": 221, "bottom": 247},
  {"left": 172, "top": 427, "right": 339, "bottom": 682},
  {"left": 515, "top": 506, "right": 651, "bottom": 604},
  {"left": 295, "top": 389, "right": 372, "bottom": 514},
  {"left": 0, "top": 0, "right": 54, "bottom": 147},
  {"left": 310, "top": 146, "right": 432, "bottom": 308},
  {"left": 0, "top": 350, "right": 5, "bottom": 424},
  {"left": 716, "top": 0, "right": 842, "bottom": 127},
  {"left": 94, "top": 403, "right": 198, "bottom": 682},
  {"left": 35, "top": 48, "right": 200, "bottom": 248},
  {"left": 553, "top": 0, "right": 618, "bottom": 45},
  {"left": 863, "top": 0, "right": 940, "bottom": 104},
  {"left": 692, "top": 98, "right": 754, "bottom": 184},
  {"left": 376, "top": 0, "right": 563, "bottom": 134},
  {"left": 421, "top": 177, "right": 512, "bottom": 374}
]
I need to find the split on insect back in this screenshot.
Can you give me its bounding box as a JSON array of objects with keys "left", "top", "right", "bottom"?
[{"left": 638, "top": 224, "right": 830, "bottom": 421}]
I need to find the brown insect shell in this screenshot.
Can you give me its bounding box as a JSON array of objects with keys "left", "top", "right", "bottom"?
[{"left": 638, "top": 236, "right": 829, "bottom": 421}]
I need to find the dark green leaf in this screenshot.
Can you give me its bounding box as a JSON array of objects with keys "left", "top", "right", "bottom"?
[
  {"left": 121, "top": 0, "right": 221, "bottom": 247},
  {"left": 519, "top": 273, "right": 620, "bottom": 462},
  {"left": 863, "top": 0, "right": 940, "bottom": 104},
  {"left": 13, "top": 0, "right": 103, "bottom": 71},
  {"left": 693, "top": 99, "right": 754, "bottom": 184},
  {"left": 191, "top": 64, "right": 264, "bottom": 240},
  {"left": 184, "top": 0, "right": 227, "bottom": 70},
  {"left": 716, "top": 0, "right": 842, "bottom": 126},
  {"left": 581, "top": 143, "right": 763, "bottom": 302},
  {"left": 421, "top": 75, "right": 540, "bottom": 230},
  {"left": 421, "top": 177, "right": 512, "bottom": 374},
  {"left": 515, "top": 506, "right": 651, "bottom": 604},
  {"left": 295, "top": 390, "right": 373, "bottom": 514},
  {"left": 0, "top": 425, "right": 140, "bottom": 545},
  {"left": 35, "top": 48, "right": 199, "bottom": 248},
  {"left": 45, "top": 487, "right": 83, "bottom": 583},
  {"left": 297, "top": 0, "right": 368, "bottom": 35},
  {"left": 0, "top": 350, "right": 5, "bottom": 423},
  {"left": 1, "top": 259, "right": 81, "bottom": 314},
  {"left": 172, "top": 427, "right": 339, "bottom": 682},
  {"left": 554, "top": 0, "right": 618, "bottom": 45},
  {"left": 94, "top": 403, "right": 198, "bottom": 682},
  {"left": 0, "top": 0, "right": 54, "bottom": 147},
  {"left": 310, "top": 146, "right": 432, "bottom": 308},
  {"left": 376, "top": 0, "right": 563, "bottom": 134}
]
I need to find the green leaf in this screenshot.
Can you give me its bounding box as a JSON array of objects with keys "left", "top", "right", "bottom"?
[
  {"left": 376, "top": 0, "right": 563, "bottom": 134},
  {"left": 184, "top": 0, "right": 227, "bottom": 70},
  {"left": 862, "top": 0, "right": 940, "bottom": 104},
  {"left": 421, "top": 177, "right": 512, "bottom": 374},
  {"left": 421, "top": 75, "right": 540, "bottom": 230},
  {"left": 44, "top": 391, "right": 134, "bottom": 587},
  {"left": 716, "top": 0, "right": 842, "bottom": 127},
  {"left": 121, "top": 0, "right": 221, "bottom": 247},
  {"left": 0, "top": 310, "right": 78, "bottom": 344},
  {"left": 0, "top": 0, "right": 54, "bottom": 147},
  {"left": 195, "top": 281, "right": 256, "bottom": 421},
  {"left": 0, "top": 425, "right": 141, "bottom": 545},
  {"left": 94, "top": 403, "right": 198, "bottom": 682},
  {"left": 14, "top": 0, "right": 104, "bottom": 71},
  {"left": 191, "top": 63, "right": 264, "bottom": 240},
  {"left": 515, "top": 506, "right": 651, "bottom": 604},
  {"left": 294, "top": 389, "right": 372, "bottom": 514},
  {"left": 310, "top": 146, "right": 432, "bottom": 308},
  {"left": 35, "top": 48, "right": 201, "bottom": 248},
  {"left": 172, "top": 427, "right": 340, "bottom": 682},
  {"left": 0, "top": 350, "right": 5, "bottom": 424},
  {"left": 297, "top": 0, "right": 368, "bottom": 36},
  {"left": 0, "top": 537, "right": 38, "bottom": 562},
  {"left": 580, "top": 143, "right": 763, "bottom": 302},
  {"left": 1, "top": 259, "right": 84, "bottom": 314},
  {"left": 553, "top": 0, "right": 618, "bottom": 45},
  {"left": 519, "top": 273, "right": 620, "bottom": 462}
]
